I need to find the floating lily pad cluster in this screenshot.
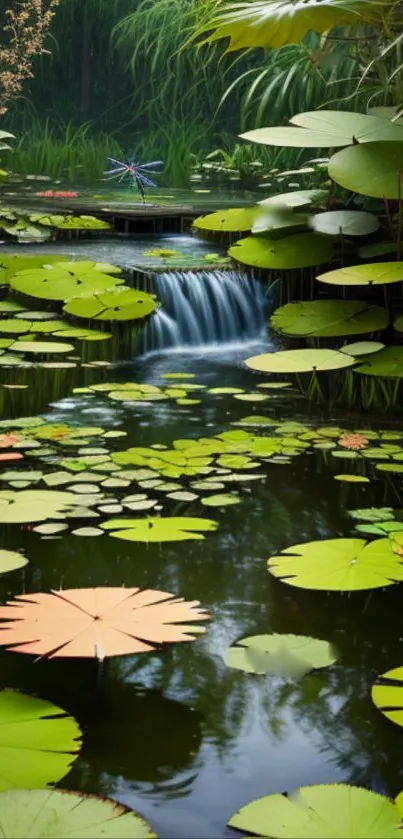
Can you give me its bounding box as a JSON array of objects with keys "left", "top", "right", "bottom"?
[{"left": 0, "top": 203, "right": 111, "bottom": 243}]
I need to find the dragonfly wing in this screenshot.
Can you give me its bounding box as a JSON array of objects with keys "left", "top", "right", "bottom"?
[
  {"left": 137, "top": 160, "right": 164, "bottom": 172},
  {"left": 137, "top": 172, "right": 158, "bottom": 188}
]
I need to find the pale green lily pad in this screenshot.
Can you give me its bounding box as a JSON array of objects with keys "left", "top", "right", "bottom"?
[
  {"left": 32, "top": 523, "right": 69, "bottom": 535},
  {"left": 355, "top": 347, "right": 403, "bottom": 377},
  {"left": 329, "top": 141, "right": 403, "bottom": 198},
  {"left": 270, "top": 300, "right": 388, "bottom": 338},
  {"left": 341, "top": 341, "right": 385, "bottom": 356},
  {"left": 10, "top": 341, "right": 74, "bottom": 354},
  {"left": 63, "top": 287, "right": 157, "bottom": 321},
  {"left": 0, "top": 788, "right": 155, "bottom": 837},
  {"left": 0, "top": 490, "right": 77, "bottom": 523},
  {"left": 317, "top": 262, "right": 403, "bottom": 287},
  {"left": 268, "top": 538, "right": 403, "bottom": 591},
  {"left": 0, "top": 319, "right": 33, "bottom": 334},
  {"left": 334, "top": 474, "right": 370, "bottom": 482},
  {"left": 0, "top": 690, "right": 81, "bottom": 790},
  {"left": 348, "top": 507, "right": 394, "bottom": 522},
  {"left": 372, "top": 667, "right": 403, "bottom": 730},
  {"left": 101, "top": 516, "right": 218, "bottom": 542},
  {"left": 224, "top": 633, "right": 337, "bottom": 676},
  {"left": 193, "top": 207, "right": 257, "bottom": 232},
  {"left": 10, "top": 266, "right": 121, "bottom": 301},
  {"left": 241, "top": 110, "right": 403, "bottom": 148},
  {"left": 310, "top": 210, "right": 379, "bottom": 236},
  {"left": 0, "top": 550, "right": 28, "bottom": 574},
  {"left": 72, "top": 527, "right": 104, "bottom": 536},
  {"left": 229, "top": 233, "right": 333, "bottom": 270},
  {"left": 228, "top": 783, "right": 402, "bottom": 838},
  {"left": 259, "top": 189, "right": 327, "bottom": 209},
  {"left": 245, "top": 349, "right": 355, "bottom": 374},
  {"left": 201, "top": 493, "right": 240, "bottom": 507}
]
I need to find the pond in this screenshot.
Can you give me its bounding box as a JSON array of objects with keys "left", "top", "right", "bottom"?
[{"left": 0, "top": 231, "right": 403, "bottom": 838}]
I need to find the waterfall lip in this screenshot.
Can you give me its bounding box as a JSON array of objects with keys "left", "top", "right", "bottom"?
[
  {"left": 141, "top": 268, "right": 270, "bottom": 356},
  {"left": 139, "top": 335, "right": 271, "bottom": 360}
]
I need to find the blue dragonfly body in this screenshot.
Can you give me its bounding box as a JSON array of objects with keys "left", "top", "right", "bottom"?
[{"left": 103, "top": 157, "right": 164, "bottom": 203}]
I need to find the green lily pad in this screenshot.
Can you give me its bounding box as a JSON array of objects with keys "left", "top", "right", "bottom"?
[
  {"left": 341, "top": 341, "right": 385, "bottom": 356},
  {"left": 259, "top": 189, "right": 327, "bottom": 209},
  {"left": 0, "top": 789, "right": 155, "bottom": 837},
  {"left": 334, "top": 474, "right": 370, "bottom": 482},
  {"left": 317, "top": 262, "right": 403, "bottom": 287},
  {"left": 355, "top": 347, "right": 403, "bottom": 377},
  {"left": 63, "top": 287, "right": 157, "bottom": 321},
  {"left": 358, "top": 242, "right": 398, "bottom": 258},
  {"left": 329, "top": 141, "right": 403, "bottom": 198},
  {"left": 10, "top": 266, "right": 122, "bottom": 301},
  {"left": 348, "top": 507, "right": 395, "bottom": 522},
  {"left": 313, "top": 210, "right": 380, "bottom": 237},
  {"left": 267, "top": 537, "right": 403, "bottom": 591},
  {"left": 0, "top": 549, "right": 28, "bottom": 573},
  {"left": 56, "top": 260, "right": 122, "bottom": 275},
  {"left": 241, "top": 110, "right": 403, "bottom": 148},
  {"left": 101, "top": 516, "right": 218, "bottom": 542},
  {"left": 52, "top": 214, "right": 111, "bottom": 230},
  {"left": 10, "top": 341, "right": 74, "bottom": 354},
  {"left": 193, "top": 207, "right": 258, "bottom": 232},
  {"left": 0, "top": 489, "right": 77, "bottom": 523},
  {"left": 229, "top": 232, "right": 333, "bottom": 270},
  {"left": 223, "top": 633, "right": 337, "bottom": 676},
  {"left": 245, "top": 348, "right": 355, "bottom": 374},
  {"left": 201, "top": 493, "right": 240, "bottom": 507},
  {"left": 270, "top": 300, "right": 388, "bottom": 338},
  {"left": 0, "top": 690, "right": 81, "bottom": 790},
  {"left": 228, "top": 783, "right": 402, "bottom": 838},
  {"left": 372, "top": 667, "right": 403, "bottom": 730}
]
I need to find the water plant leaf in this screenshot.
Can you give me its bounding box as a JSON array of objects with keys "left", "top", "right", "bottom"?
[
  {"left": 259, "top": 189, "right": 327, "bottom": 208},
  {"left": 193, "top": 207, "right": 258, "bottom": 232},
  {"left": 0, "top": 489, "right": 77, "bottom": 523},
  {"left": 228, "top": 783, "right": 402, "bottom": 838},
  {"left": 101, "top": 517, "right": 218, "bottom": 542},
  {"left": 317, "top": 262, "right": 403, "bottom": 287},
  {"left": 334, "top": 474, "right": 370, "bottom": 482},
  {"left": 310, "top": 210, "right": 379, "bottom": 236},
  {"left": 10, "top": 266, "right": 121, "bottom": 301},
  {"left": 241, "top": 110, "right": 403, "bottom": 147},
  {"left": 341, "top": 341, "right": 385, "bottom": 356},
  {"left": 201, "top": 493, "right": 240, "bottom": 507},
  {"left": 328, "top": 142, "right": 403, "bottom": 198},
  {"left": 348, "top": 507, "right": 395, "bottom": 522},
  {"left": 267, "top": 538, "right": 403, "bottom": 590},
  {"left": 63, "top": 287, "right": 157, "bottom": 321},
  {"left": 10, "top": 341, "right": 74, "bottom": 354},
  {"left": 0, "top": 587, "right": 209, "bottom": 657},
  {"left": 0, "top": 690, "right": 81, "bottom": 790},
  {"left": 0, "top": 789, "right": 155, "bottom": 837},
  {"left": 270, "top": 300, "right": 388, "bottom": 337},
  {"left": 0, "top": 549, "right": 28, "bottom": 573},
  {"left": 224, "top": 633, "right": 337, "bottom": 676},
  {"left": 355, "top": 347, "right": 403, "bottom": 377},
  {"left": 372, "top": 667, "right": 403, "bottom": 729},
  {"left": 229, "top": 232, "right": 333, "bottom": 269},
  {"left": 245, "top": 348, "right": 355, "bottom": 373}
]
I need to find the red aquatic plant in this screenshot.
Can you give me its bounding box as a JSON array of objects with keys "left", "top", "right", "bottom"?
[
  {"left": 35, "top": 190, "right": 78, "bottom": 199},
  {"left": 0, "top": 432, "right": 21, "bottom": 447},
  {"left": 338, "top": 433, "right": 369, "bottom": 450}
]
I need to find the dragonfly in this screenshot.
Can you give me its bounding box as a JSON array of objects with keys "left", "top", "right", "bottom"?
[{"left": 103, "top": 157, "right": 164, "bottom": 204}]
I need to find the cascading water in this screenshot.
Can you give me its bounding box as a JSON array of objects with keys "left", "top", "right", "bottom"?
[{"left": 141, "top": 269, "right": 269, "bottom": 354}]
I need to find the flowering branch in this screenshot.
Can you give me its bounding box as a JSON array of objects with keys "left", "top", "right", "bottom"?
[{"left": 0, "top": 0, "right": 60, "bottom": 114}]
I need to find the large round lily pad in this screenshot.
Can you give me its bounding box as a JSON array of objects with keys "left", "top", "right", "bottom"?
[
  {"left": 229, "top": 232, "right": 333, "bottom": 269},
  {"left": 10, "top": 265, "right": 122, "bottom": 301},
  {"left": 317, "top": 262, "right": 403, "bottom": 287},
  {"left": 328, "top": 141, "right": 403, "bottom": 198},
  {"left": 228, "top": 783, "right": 402, "bottom": 838},
  {"left": 63, "top": 287, "right": 157, "bottom": 321},
  {"left": 0, "top": 550, "right": 28, "bottom": 574},
  {"left": 241, "top": 110, "right": 403, "bottom": 148},
  {"left": 223, "top": 633, "right": 337, "bottom": 677},
  {"left": 101, "top": 516, "right": 218, "bottom": 542},
  {"left": 0, "top": 489, "right": 78, "bottom": 523},
  {"left": 0, "top": 788, "right": 155, "bottom": 837},
  {"left": 193, "top": 207, "right": 257, "bottom": 232},
  {"left": 270, "top": 300, "right": 388, "bottom": 338},
  {"left": 259, "top": 189, "right": 327, "bottom": 209},
  {"left": 310, "top": 210, "right": 379, "bottom": 236},
  {"left": 245, "top": 348, "right": 355, "bottom": 374},
  {"left": 10, "top": 341, "right": 74, "bottom": 354},
  {"left": 372, "top": 666, "right": 403, "bottom": 729},
  {"left": 355, "top": 347, "right": 403, "bottom": 377},
  {"left": 267, "top": 537, "right": 403, "bottom": 591},
  {"left": 0, "top": 690, "right": 81, "bottom": 790}
]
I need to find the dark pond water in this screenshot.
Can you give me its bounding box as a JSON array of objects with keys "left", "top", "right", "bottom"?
[{"left": 0, "top": 241, "right": 403, "bottom": 838}]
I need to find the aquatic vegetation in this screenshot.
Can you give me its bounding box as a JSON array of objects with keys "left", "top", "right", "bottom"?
[
  {"left": 270, "top": 301, "right": 389, "bottom": 338},
  {"left": 0, "top": 789, "right": 156, "bottom": 838},
  {"left": 228, "top": 783, "right": 403, "bottom": 838},
  {"left": 267, "top": 538, "right": 403, "bottom": 591},
  {"left": 63, "top": 287, "right": 157, "bottom": 322},
  {"left": 0, "top": 587, "right": 209, "bottom": 657},
  {"left": 0, "top": 691, "right": 81, "bottom": 790},
  {"left": 0, "top": 549, "right": 28, "bottom": 573},
  {"left": 223, "top": 633, "right": 337, "bottom": 677},
  {"left": 101, "top": 516, "right": 219, "bottom": 542},
  {"left": 372, "top": 668, "right": 403, "bottom": 729}
]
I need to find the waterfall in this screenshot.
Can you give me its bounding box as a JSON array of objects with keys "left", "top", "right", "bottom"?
[{"left": 141, "top": 269, "right": 268, "bottom": 354}]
